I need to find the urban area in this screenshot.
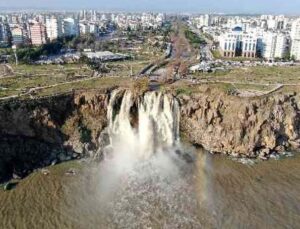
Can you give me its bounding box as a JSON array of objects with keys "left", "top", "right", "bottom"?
[
  {"left": 0, "top": 11, "right": 300, "bottom": 99},
  {"left": 1, "top": 6, "right": 300, "bottom": 229}
]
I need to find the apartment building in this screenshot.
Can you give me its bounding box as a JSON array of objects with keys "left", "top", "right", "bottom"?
[
  {"left": 11, "top": 25, "right": 25, "bottom": 45},
  {"left": 29, "top": 21, "right": 47, "bottom": 45},
  {"left": 63, "top": 18, "right": 79, "bottom": 36},
  {"left": 257, "top": 32, "right": 289, "bottom": 59},
  {"left": 46, "top": 17, "right": 62, "bottom": 41},
  {"left": 291, "top": 18, "right": 300, "bottom": 60},
  {"left": 0, "top": 23, "right": 10, "bottom": 45}
]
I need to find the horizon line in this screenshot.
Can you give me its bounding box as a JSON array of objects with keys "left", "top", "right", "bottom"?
[{"left": 0, "top": 7, "right": 299, "bottom": 16}]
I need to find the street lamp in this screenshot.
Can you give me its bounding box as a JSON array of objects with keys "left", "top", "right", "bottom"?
[{"left": 12, "top": 45, "right": 18, "bottom": 66}]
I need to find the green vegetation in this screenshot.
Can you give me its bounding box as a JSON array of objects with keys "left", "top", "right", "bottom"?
[
  {"left": 191, "top": 66, "right": 300, "bottom": 85},
  {"left": 79, "top": 125, "right": 92, "bottom": 143},
  {"left": 5, "top": 31, "right": 165, "bottom": 64},
  {"left": 9, "top": 37, "right": 74, "bottom": 64},
  {"left": 0, "top": 48, "right": 13, "bottom": 55},
  {"left": 184, "top": 29, "right": 207, "bottom": 48},
  {"left": 211, "top": 50, "right": 222, "bottom": 59},
  {"left": 132, "top": 77, "right": 149, "bottom": 94},
  {"left": 0, "top": 64, "right": 92, "bottom": 94},
  {"left": 28, "top": 77, "right": 131, "bottom": 98},
  {"left": 175, "top": 87, "right": 193, "bottom": 96},
  {"left": 222, "top": 84, "right": 236, "bottom": 95},
  {"left": 2, "top": 61, "right": 300, "bottom": 100}
]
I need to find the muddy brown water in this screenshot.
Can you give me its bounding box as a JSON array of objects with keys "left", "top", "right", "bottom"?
[{"left": 0, "top": 149, "right": 299, "bottom": 229}]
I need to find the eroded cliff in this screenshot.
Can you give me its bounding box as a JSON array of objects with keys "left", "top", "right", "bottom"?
[
  {"left": 179, "top": 87, "right": 300, "bottom": 158},
  {"left": 0, "top": 87, "right": 299, "bottom": 181},
  {"left": 0, "top": 90, "right": 110, "bottom": 181}
]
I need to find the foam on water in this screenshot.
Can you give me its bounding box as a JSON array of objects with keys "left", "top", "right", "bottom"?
[{"left": 93, "top": 89, "right": 205, "bottom": 227}]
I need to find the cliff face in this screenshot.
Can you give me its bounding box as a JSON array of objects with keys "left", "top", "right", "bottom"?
[
  {"left": 0, "top": 88, "right": 299, "bottom": 181},
  {"left": 0, "top": 90, "right": 110, "bottom": 181},
  {"left": 179, "top": 89, "right": 300, "bottom": 158}
]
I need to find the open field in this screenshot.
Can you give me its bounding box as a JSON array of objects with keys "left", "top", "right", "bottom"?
[
  {"left": 0, "top": 64, "right": 94, "bottom": 98},
  {"left": 1, "top": 61, "right": 300, "bottom": 100},
  {"left": 166, "top": 79, "right": 300, "bottom": 97},
  {"left": 192, "top": 66, "right": 300, "bottom": 85},
  {"left": 0, "top": 60, "right": 145, "bottom": 99},
  {"left": 34, "top": 77, "right": 132, "bottom": 98}
]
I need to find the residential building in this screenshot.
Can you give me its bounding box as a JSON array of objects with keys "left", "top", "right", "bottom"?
[
  {"left": 46, "top": 16, "right": 62, "bottom": 41},
  {"left": 291, "top": 18, "right": 300, "bottom": 60},
  {"left": 88, "top": 23, "right": 99, "bottom": 34},
  {"left": 63, "top": 18, "right": 79, "bottom": 36},
  {"left": 29, "top": 21, "right": 47, "bottom": 45},
  {"left": 0, "top": 22, "right": 10, "bottom": 45},
  {"left": 11, "top": 26, "right": 25, "bottom": 45},
  {"left": 79, "top": 22, "right": 89, "bottom": 34},
  {"left": 274, "top": 33, "right": 290, "bottom": 58},
  {"left": 257, "top": 32, "right": 289, "bottom": 59},
  {"left": 193, "top": 14, "right": 212, "bottom": 28}
]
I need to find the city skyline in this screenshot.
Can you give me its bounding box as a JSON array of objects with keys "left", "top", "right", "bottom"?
[{"left": 1, "top": 0, "right": 300, "bottom": 15}]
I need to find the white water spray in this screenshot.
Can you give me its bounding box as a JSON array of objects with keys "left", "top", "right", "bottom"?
[
  {"left": 104, "top": 89, "right": 180, "bottom": 160},
  {"left": 91, "top": 89, "right": 204, "bottom": 228}
]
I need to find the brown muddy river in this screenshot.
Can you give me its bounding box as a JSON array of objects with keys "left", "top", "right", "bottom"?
[{"left": 0, "top": 149, "right": 300, "bottom": 229}]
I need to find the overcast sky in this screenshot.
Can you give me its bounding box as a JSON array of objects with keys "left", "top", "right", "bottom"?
[{"left": 0, "top": 0, "right": 300, "bottom": 14}]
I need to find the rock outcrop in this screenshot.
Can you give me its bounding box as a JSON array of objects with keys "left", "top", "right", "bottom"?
[
  {"left": 0, "top": 87, "right": 299, "bottom": 181},
  {"left": 179, "top": 88, "right": 300, "bottom": 158},
  {"left": 0, "top": 90, "right": 110, "bottom": 182}
]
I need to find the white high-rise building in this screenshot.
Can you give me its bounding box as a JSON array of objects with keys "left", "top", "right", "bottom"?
[
  {"left": 88, "top": 23, "right": 99, "bottom": 34},
  {"left": 46, "top": 17, "right": 62, "bottom": 41},
  {"left": 258, "top": 32, "right": 289, "bottom": 60},
  {"left": 79, "top": 22, "right": 89, "bottom": 34},
  {"left": 218, "top": 27, "right": 257, "bottom": 58},
  {"left": 194, "top": 14, "right": 212, "bottom": 28},
  {"left": 63, "top": 18, "right": 79, "bottom": 36},
  {"left": 291, "top": 18, "right": 300, "bottom": 60},
  {"left": 267, "top": 18, "right": 277, "bottom": 30},
  {"left": 274, "top": 33, "right": 289, "bottom": 58}
]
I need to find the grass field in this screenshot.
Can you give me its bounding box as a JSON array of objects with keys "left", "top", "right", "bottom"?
[
  {"left": 0, "top": 64, "right": 93, "bottom": 97},
  {"left": 1, "top": 62, "right": 300, "bottom": 99},
  {"left": 0, "top": 61, "right": 141, "bottom": 98},
  {"left": 35, "top": 77, "right": 132, "bottom": 98},
  {"left": 193, "top": 66, "right": 300, "bottom": 85}
]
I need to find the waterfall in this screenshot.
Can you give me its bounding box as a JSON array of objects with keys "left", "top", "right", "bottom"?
[{"left": 103, "top": 90, "right": 180, "bottom": 160}]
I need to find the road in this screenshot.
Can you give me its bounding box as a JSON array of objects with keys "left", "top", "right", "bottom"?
[{"left": 189, "top": 25, "right": 214, "bottom": 61}]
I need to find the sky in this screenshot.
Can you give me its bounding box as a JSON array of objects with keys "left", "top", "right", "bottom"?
[{"left": 0, "top": 0, "right": 300, "bottom": 14}]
